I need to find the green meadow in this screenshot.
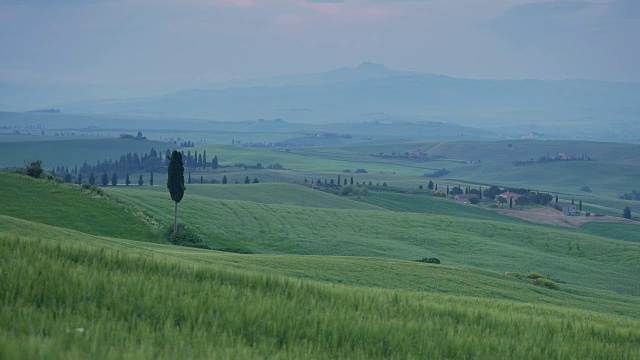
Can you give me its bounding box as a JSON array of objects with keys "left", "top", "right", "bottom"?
[{"left": 2, "top": 134, "right": 640, "bottom": 358}]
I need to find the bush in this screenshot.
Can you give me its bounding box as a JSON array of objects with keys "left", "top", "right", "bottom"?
[
  {"left": 165, "top": 225, "right": 210, "bottom": 249},
  {"left": 416, "top": 258, "right": 441, "bottom": 264},
  {"left": 26, "top": 160, "right": 43, "bottom": 178},
  {"left": 526, "top": 272, "right": 545, "bottom": 280},
  {"left": 580, "top": 186, "right": 592, "bottom": 193},
  {"left": 469, "top": 197, "right": 480, "bottom": 205},
  {"left": 80, "top": 183, "right": 105, "bottom": 196},
  {"left": 534, "top": 278, "right": 559, "bottom": 290}
]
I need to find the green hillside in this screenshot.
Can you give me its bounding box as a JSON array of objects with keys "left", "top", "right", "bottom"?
[
  {"left": 106, "top": 184, "right": 640, "bottom": 295},
  {"left": 2, "top": 172, "right": 640, "bottom": 358},
  {"left": 0, "top": 173, "right": 158, "bottom": 241},
  {"left": 136, "top": 182, "right": 381, "bottom": 210},
  {"left": 2, "top": 227, "right": 640, "bottom": 359}
]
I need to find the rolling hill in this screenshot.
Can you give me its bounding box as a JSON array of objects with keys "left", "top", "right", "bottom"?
[{"left": 2, "top": 172, "right": 640, "bottom": 358}]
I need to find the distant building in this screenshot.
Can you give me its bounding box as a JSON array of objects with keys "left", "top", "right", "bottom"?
[
  {"left": 497, "top": 192, "right": 521, "bottom": 205},
  {"left": 559, "top": 203, "right": 578, "bottom": 215},
  {"left": 454, "top": 194, "right": 479, "bottom": 203}
]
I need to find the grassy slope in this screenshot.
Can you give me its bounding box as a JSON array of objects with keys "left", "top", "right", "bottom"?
[
  {"left": 5, "top": 232, "right": 640, "bottom": 358},
  {"left": 2, "top": 229, "right": 640, "bottom": 359},
  {"left": 0, "top": 138, "right": 168, "bottom": 169},
  {"left": 0, "top": 173, "right": 158, "bottom": 241},
  {"left": 106, "top": 184, "right": 640, "bottom": 296},
  {"left": 140, "top": 182, "right": 381, "bottom": 210},
  {"left": 2, "top": 172, "right": 640, "bottom": 357}
]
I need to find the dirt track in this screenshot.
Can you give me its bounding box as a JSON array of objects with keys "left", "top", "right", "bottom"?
[{"left": 489, "top": 206, "right": 639, "bottom": 228}]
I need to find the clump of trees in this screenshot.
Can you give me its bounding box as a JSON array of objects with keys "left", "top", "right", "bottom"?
[
  {"left": 416, "top": 258, "right": 441, "bottom": 264},
  {"left": 340, "top": 185, "right": 368, "bottom": 197},
  {"left": 620, "top": 190, "right": 640, "bottom": 201},
  {"left": 623, "top": 206, "right": 632, "bottom": 220}
]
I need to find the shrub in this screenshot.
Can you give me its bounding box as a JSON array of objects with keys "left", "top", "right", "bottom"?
[
  {"left": 416, "top": 258, "right": 441, "bottom": 264},
  {"left": 469, "top": 197, "right": 480, "bottom": 205},
  {"left": 580, "top": 186, "right": 592, "bottom": 193},
  {"left": 527, "top": 272, "right": 545, "bottom": 280},
  {"left": 26, "top": 160, "right": 44, "bottom": 178},
  {"left": 534, "top": 278, "right": 559, "bottom": 290},
  {"left": 165, "top": 225, "right": 210, "bottom": 249}
]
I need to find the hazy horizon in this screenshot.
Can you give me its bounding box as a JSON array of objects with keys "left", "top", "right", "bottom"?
[{"left": 1, "top": 0, "right": 639, "bottom": 93}]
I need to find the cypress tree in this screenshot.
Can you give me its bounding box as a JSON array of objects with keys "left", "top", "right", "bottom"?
[
  {"left": 253, "top": 177, "right": 259, "bottom": 183},
  {"left": 77, "top": 173, "right": 82, "bottom": 185},
  {"left": 338, "top": 175, "right": 341, "bottom": 186},
  {"left": 203, "top": 151, "right": 207, "bottom": 169},
  {"left": 150, "top": 172, "right": 154, "bottom": 186},
  {"left": 579, "top": 199, "right": 582, "bottom": 211},
  {"left": 125, "top": 173, "right": 130, "bottom": 186},
  {"left": 167, "top": 151, "right": 186, "bottom": 233},
  {"left": 101, "top": 172, "right": 109, "bottom": 186},
  {"left": 188, "top": 172, "right": 191, "bottom": 184},
  {"left": 428, "top": 180, "right": 434, "bottom": 190},
  {"left": 623, "top": 206, "right": 632, "bottom": 219},
  {"left": 245, "top": 176, "right": 250, "bottom": 184},
  {"left": 200, "top": 175, "right": 203, "bottom": 184},
  {"left": 138, "top": 174, "right": 144, "bottom": 186},
  {"left": 509, "top": 197, "right": 513, "bottom": 209},
  {"left": 446, "top": 185, "right": 449, "bottom": 196},
  {"left": 111, "top": 172, "right": 117, "bottom": 186},
  {"left": 222, "top": 175, "right": 227, "bottom": 184},
  {"left": 350, "top": 176, "right": 354, "bottom": 185},
  {"left": 89, "top": 171, "right": 96, "bottom": 185}
]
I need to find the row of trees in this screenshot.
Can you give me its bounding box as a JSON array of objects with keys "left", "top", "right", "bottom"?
[
  {"left": 50, "top": 148, "right": 222, "bottom": 184},
  {"left": 75, "top": 171, "right": 154, "bottom": 187}
]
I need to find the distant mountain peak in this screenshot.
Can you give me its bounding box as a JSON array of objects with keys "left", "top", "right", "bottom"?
[{"left": 356, "top": 61, "right": 388, "bottom": 70}]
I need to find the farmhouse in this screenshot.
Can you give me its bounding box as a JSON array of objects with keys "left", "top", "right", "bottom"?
[
  {"left": 559, "top": 203, "right": 578, "bottom": 215},
  {"left": 454, "top": 194, "right": 479, "bottom": 203},
  {"left": 497, "top": 192, "right": 520, "bottom": 204}
]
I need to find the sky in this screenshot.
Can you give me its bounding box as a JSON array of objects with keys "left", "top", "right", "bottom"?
[{"left": 0, "top": 0, "right": 639, "bottom": 90}]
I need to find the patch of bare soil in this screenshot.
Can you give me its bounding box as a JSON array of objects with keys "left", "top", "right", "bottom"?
[{"left": 488, "top": 206, "right": 639, "bottom": 229}]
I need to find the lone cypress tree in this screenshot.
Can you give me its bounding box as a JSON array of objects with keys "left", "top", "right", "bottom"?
[
  {"left": 138, "top": 174, "right": 144, "bottom": 186},
  {"left": 222, "top": 175, "right": 227, "bottom": 184},
  {"left": 200, "top": 175, "right": 203, "bottom": 184},
  {"left": 167, "top": 151, "right": 186, "bottom": 233},
  {"left": 188, "top": 172, "right": 192, "bottom": 184},
  {"left": 150, "top": 171, "right": 154, "bottom": 186},
  {"left": 579, "top": 200, "right": 583, "bottom": 211},
  {"left": 111, "top": 172, "right": 117, "bottom": 186},
  {"left": 125, "top": 173, "right": 130, "bottom": 186}
]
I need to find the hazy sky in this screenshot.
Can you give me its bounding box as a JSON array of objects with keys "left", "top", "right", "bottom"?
[{"left": 1, "top": 0, "right": 639, "bottom": 88}]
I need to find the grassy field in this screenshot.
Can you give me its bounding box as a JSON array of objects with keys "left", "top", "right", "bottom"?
[
  {"left": 0, "top": 173, "right": 159, "bottom": 241},
  {"left": 2, "top": 134, "right": 640, "bottom": 358},
  {"left": 3, "top": 223, "right": 640, "bottom": 358},
  {"left": 2, "top": 171, "right": 640, "bottom": 358},
  {"left": 105, "top": 183, "right": 640, "bottom": 296}
]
